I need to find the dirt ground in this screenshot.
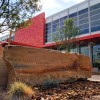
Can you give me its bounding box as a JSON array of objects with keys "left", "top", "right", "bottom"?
[
  {"left": 0, "top": 80, "right": 100, "bottom": 100},
  {"left": 32, "top": 80, "right": 100, "bottom": 100}
]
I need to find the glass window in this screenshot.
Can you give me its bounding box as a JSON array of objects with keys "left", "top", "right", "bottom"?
[
  {"left": 11, "top": 36, "right": 14, "bottom": 41},
  {"left": 46, "top": 23, "right": 51, "bottom": 27},
  {"left": 46, "top": 29, "right": 51, "bottom": 34},
  {"left": 79, "top": 23, "right": 89, "bottom": 29},
  {"left": 78, "top": 13, "right": 88, "bottom": 20},
  {"left": 47, "top": 33, "right": 51, "bottom": 38},
  {"left": 46, "top": 23, "right": 51, "bottom": 30},
  {"left": 52, "top": 19, "right": 59, "bottom": 25},
  {"left": 78, "top": 8, "right": 88, "bottom": 15},
  {"left": 69, "top": 12, "right": 77, "bottom": 18},
  {"left": 74, "top": 21, "right": 77, "bottom": 26},
  {"left": 91, "top": 19, "right": 100, "bottom": 27},
  {"left": 93, "top": 44, "right": 100, "bottom": 68},
  {"left": 79, "top": 18, "right": 89, "bottom": 25},
  {"left": 52, "top": 28, "right": 58, "bottom": 32},
  {"left": 45, "top": 34, "right": 52, "bottom": 43},
  {"left": 45, "top": 38, "right": 47, "bottom": 43},
  {"left": 60, "top": 26, "right": 64, "bottom": 30},
  {"left": 46, "top": 26, "right": 51, "bottom": 31},
  {"left": 52, "top": 23, "right": 59, "bottom": 29},
  {"left": 71, "top": 17, "right": 77, "bottom": 21},
  {"left": 90, "top": 3, "right": 100, "bottom": 11},
  {"left": 90, "top": 13, "right": 100, "bottom": 21},
  {"left": 47, "top": 38, "right": 52, "bottom": 42},
  {"left": 52, "top": 32, "right": 60, "bottom": 41},
  {"left": 45, "top": 34, "right": 47, "bottom": 39},
  {"left": 91, "top": 25, "right": 100, "bottom": 32},
  {"left": 60, "top": 16, "right": 67, "bottom": 22},
  {"left": 60, "top": 21, "right": 64, "bottom": 26},
  {"left": 80, "top": 46, "right": 89, "bottom": 56},
  {"left": 1, "top": 35, "right": 9, "bottom": 41},
  {"left": 90, "top": 8, "right": 100, "bottom": 16},
  {"left": 70, "top": 48, "right": 77, "bottom": 53},
  {"left": 80, "top": 28, "right": 89, "bottom": 34}
]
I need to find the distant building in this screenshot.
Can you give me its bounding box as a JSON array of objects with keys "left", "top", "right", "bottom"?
[{"left": 0, "top": 32, "right": 15, "bottom": 42}]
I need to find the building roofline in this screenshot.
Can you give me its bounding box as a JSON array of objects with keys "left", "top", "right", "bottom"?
[{"left": 46, "top": 0, "right": 88, "bottom": 19}]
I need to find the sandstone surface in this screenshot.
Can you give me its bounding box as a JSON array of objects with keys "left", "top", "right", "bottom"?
[
  {"left": 0, "top": 47, "right": 8, "bottom": 90},
  {"left": 3, "top": 45, "right": 92, "bottom": 86}
]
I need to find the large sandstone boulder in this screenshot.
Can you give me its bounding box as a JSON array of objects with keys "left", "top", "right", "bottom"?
[
  {"left": 3, "top": 45, "right": 92, "bottom": 86},
  {"left": 0, "top": 47, "right": 8, "bottom": 90}
]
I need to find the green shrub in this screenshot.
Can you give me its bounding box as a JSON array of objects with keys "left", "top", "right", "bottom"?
[{"left": 42, "top": 79, "right": 59, "bottom": 89}]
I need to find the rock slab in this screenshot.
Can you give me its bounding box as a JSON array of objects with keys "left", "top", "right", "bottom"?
[{"left": 3, "top": 45, "right": 92, "bottom": 87}]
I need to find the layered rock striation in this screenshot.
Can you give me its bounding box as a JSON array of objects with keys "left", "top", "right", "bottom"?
[{"left": 3, "top": 45, "right": 92, "bottom": 87}]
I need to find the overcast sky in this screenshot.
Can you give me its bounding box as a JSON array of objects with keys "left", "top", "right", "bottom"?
[{"left": 36, "top": 0, "right": 85, "bottom": 17}]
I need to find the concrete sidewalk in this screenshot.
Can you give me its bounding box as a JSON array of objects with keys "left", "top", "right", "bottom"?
[{"left": 88, "top": 75, "right": 100, "bottom": 81}]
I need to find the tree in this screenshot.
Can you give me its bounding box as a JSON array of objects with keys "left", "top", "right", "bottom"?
[
  {"left": 53, "top": 18, "right": 79, "bottom": 52},
  {"left": 0, "top": 0, "right": 41, "bottom": 33}
]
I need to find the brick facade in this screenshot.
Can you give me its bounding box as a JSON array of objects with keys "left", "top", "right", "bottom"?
[{"left": 14, "top": 13, "right": 45, "bottom": 47}]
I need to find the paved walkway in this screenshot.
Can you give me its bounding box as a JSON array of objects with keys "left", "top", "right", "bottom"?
[{"left": 88, "top": 75, "right": 100, "bottom": 81}]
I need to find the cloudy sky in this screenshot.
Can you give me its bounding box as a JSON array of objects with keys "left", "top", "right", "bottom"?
[
  {"left": 0, "top": 0, "right": 85, "bottom": 37},
  {"left": 36, "top": 0, "right": 85, "bottom": 17}
]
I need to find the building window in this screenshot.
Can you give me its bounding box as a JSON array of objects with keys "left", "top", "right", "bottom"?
[
  {"left": 90, "top": 8, "right": 100, "bottom": 16},
  {"left": 46, "top": 23, "right": 51, "bottom": 36},
  {"left": 78, "top": 23, "right": 89, "bottom": 29},
  {"left": 52, "top": 28, "right": 57, "bottom": 32},
  {"left": 70, "top": 48, "right": 77, "bottom": 53},
  {"left": 11, "top": 36, "right": 14, "bottom": 41},
  {"left": 52, "top": 32, "right": 60, "bottom": 42},
  {"left": 91, "top": 25, "right": 100, "bottom": 32},
  {"left": 90, "top": 3, "right": 100, "bottom": 11},
  {"left": 60, "top": 21, "right": 64, "bottom": 26},
  {"left": 78, "top": 13, "right": 88, "bottom": 20},
  {"left": 45, "top": 34, "right": 52, "bottom": 43},
  {"left": 52, "top": 19, "right": 59, "bottom": 25},
  {"left": 79, "top": 18, "right": 89, "bottom": 25},
  {"left": 60, "top": 26, "right": 64, "bottom": 30},
  {"left": 93, "top": 44, "right": 100, "bottom": 69},
  {"left": 79, "top": 46, "right": 89, "bottom": 56},
  {"left": 52, "top": 23, "right": 59, "bottom": 29},
  {"left": 46, "top": 27, "right": 51, "bottom": 31},
  {"left": 78, "top": 8, "right": 88, "bottom": 15},
  {"left": 60, "top": 16, "right": 67, "bottom": 22},
  {"left": 74, "top": 21, "right": 77, "bottom": 26},
  {"left": 90, "top": 13, "right": 100, "bottom": 21},
  {"left": 46, "top": 23, "right": 51, "bottom": 29},
  {"left": 80, "top": 28, "right": 89, "bottom": 34},
  {"left": 46, "top": 29, "right": 51, "bottom": 34},
  {"left": 69, "top": 12, "right": 77, "bottom": 18},
  {"left": 47, "top": 38, "right": 52, "bottom": 42},
  {"left": 91, "top": 19, "right": 100, "bottom": 27},
  {"left": 71, "top": 17, "right": 77, "bottom": 22}
]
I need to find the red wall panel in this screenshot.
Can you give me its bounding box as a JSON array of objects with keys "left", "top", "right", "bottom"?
[{"left": 14, "top": 13, "right": 45, "bottom": 47}]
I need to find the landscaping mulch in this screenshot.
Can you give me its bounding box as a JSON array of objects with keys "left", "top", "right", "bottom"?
[
  {"left": 33, "top": 80, "right": 100, "bottom": 100},
  {"left": 92, "top": 72, "right": 100, "bottom": 75}
]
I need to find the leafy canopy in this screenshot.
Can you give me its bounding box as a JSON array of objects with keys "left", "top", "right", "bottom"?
[
  {"left": 0, "top": 0, "right": 41, "bottom": 33},
  {"left": 53, "top": 18, "right": 79, "bottom": 52}
]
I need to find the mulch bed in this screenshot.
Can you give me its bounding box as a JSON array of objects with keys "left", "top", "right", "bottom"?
[
  {"left": 33, "top": 80, "right": 100, "bottom": 100},
  {"left": 92, "top": 72, "right": 100, "bottom": 75}
]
